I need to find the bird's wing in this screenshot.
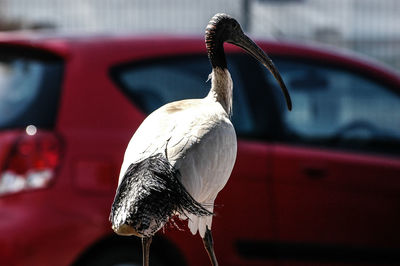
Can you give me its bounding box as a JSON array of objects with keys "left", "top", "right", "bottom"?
[
  {"left": 167, "top": 111, "right": 236, "bottom": 199},
  {"left": 165, "top": 100, "right": 237, "bottom": 238},
  {"left": 176, "top": 117, "right": 237, "bottom": 238}
]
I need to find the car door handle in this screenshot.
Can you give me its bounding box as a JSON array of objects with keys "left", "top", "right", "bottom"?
[{"left": 302, "top": 167, "right": 326, "bottom": 179}]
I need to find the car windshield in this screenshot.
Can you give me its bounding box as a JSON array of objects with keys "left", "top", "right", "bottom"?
[{"left": 0, "top": 47, "right": 63, "bottom": 129}]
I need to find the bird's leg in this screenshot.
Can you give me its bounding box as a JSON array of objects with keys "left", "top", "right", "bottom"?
[
  {"left": 202, "top": 226, "right": 219, "bottom": 266},
  {"left": 142, "top": 236, "right": 152, "bottom": 266}
]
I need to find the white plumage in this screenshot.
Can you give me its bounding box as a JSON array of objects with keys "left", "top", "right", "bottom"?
[{"left": 118, "top": 68, "right": 237, "bottom": 237}]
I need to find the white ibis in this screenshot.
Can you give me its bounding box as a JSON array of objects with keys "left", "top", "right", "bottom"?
[{"left": 110, "top": 13, "right": 292, "bottom": 266}]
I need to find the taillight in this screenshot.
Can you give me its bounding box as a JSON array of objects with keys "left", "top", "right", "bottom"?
[{"left": 0, "top": 126, "right": 62, "bottom": 196}]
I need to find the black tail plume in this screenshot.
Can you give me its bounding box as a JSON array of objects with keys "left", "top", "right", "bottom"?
[{"left": 110, "top": 153, "right": 212, "bottom": 237}]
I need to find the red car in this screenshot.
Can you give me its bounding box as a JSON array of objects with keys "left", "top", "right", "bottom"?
[{"left": 0, "top": 32, "right": 400, "bottom": 266}]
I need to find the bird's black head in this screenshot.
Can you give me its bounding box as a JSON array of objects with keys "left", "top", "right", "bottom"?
[
  {"left": 205, "top": 13, "right": 292, "bottom": 111},
  {"left": 206, "top": 14, "right": 243, "bottom": 42}
]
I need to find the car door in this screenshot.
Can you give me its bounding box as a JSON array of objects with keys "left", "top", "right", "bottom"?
[{"left": 263, "top": 58, "right": 400, "bottom": 264}]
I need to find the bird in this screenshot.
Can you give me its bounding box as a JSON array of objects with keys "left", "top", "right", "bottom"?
[{"left": 109, "top": 13, "right": 292, "bottom": 266}]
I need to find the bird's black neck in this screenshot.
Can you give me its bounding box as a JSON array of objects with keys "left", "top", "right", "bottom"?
[
  {"left": 206, "top": 40, "right": 227, "bottom": 69},
  {"left": 205, "top": 14, "right": 229, "bottom": 69}
]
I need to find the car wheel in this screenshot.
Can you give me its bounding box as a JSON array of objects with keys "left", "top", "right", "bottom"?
[{"left": 75, "top": 244, "right": 166, "bottom": 266}]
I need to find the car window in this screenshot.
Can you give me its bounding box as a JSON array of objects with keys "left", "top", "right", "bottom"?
[
  {"left": 0, "top": 46, "right": 64, "bottom": 129},
  {"left": 265, "top": 58, "right": 400, "bottom": 156},
  {"left": 111, "top": 54, "right": 279, "bottom": 139}
]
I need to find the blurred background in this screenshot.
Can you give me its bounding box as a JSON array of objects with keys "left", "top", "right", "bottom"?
[
  {"left": 1, "top": 1, "right": 400, "bottom": 266},
  {"left": 1, "top": 0, "right": 400, "bottom": 71}
]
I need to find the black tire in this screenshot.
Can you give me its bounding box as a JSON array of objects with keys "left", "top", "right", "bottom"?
[{"left": 74, "top": 241, "right": 166, "bottom": 266}]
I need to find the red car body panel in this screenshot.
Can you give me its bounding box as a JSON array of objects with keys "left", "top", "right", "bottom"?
[
  {"left": 0, "top": 33, "right": 399, "bottom": 266},
  {"left": 272, "top": 145, "right": 400, "bottom": 245}
]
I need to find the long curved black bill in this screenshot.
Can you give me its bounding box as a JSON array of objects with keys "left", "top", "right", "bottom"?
[{"left": 230, "top": 34, "right": 292, "bottom": 111}]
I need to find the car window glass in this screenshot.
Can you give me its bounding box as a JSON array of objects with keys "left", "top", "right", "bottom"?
[
  {"left": 265, "top": 58, "right": 400, "bottom": 156},
  {"left": 0, "top": 48, "right": 63, "bottom": 129},
  {"left": 0, "top": 60, "right": 42, "bottom": 125},
  {"left": 111, "top": 55, "right": 277, "bottom": 138}
]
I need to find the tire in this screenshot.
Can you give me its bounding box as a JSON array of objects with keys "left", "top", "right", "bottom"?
[{"left": 74, "top": 243, "right": 166, "bottom": 266}]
